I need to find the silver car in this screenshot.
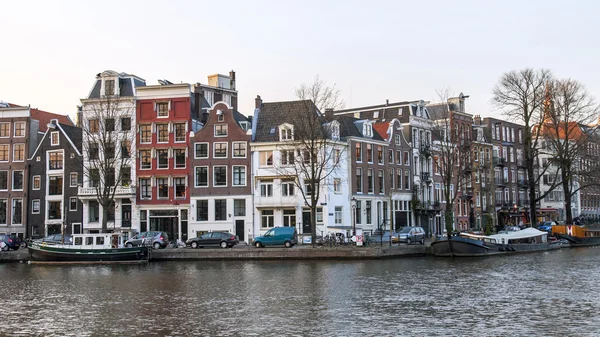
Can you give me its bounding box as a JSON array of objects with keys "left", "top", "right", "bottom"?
[
  {"left": 125, "top": 231, "right": 169, "bottom": 249},
  {"left": 398, "top": 226, "right": 426, "bottom": 245}
]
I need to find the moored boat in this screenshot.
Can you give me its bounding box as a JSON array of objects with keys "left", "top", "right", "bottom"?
[
  {"left": 552, "top": 225, "right": 600, "bottom": 247},
  {"left": 28, "top": 233, "right": 150, "bottom": 262},
  {"left": 431, "top": 235, "right": 503, "bottom": 257}
]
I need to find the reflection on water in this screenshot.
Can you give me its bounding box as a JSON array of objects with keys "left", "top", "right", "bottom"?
[{"left": 2, "top": 248, "right": 600, "bottom": 336}]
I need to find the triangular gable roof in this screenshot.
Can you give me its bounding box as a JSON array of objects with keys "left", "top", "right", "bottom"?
[
  {"left": 28, "top": 123, "right": 82, "bottom": 160},
  {"left": 373, "top": 122, "right": 390, "bottom": 141}
]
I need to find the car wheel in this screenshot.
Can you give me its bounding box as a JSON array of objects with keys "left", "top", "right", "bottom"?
[
  {"left": 407, "top": 238, "right": 411, "bottom": 245},
  {"left": 14, "top": 246, "right": 19, "bottom": 251},
  {"left": 191, "top": 241, "right": 198, "bottom": 249},
  {"left": 20, "top": 241, "right": 27, "bottom": 248},
  {"left": 420, "top": 238, "right": 425, "bottom": 245},
  {"left": 284, "top": 241, "right": 292, "bottom": 248},
  {"left": 220, "top": 241, "right": 228, "bottom": 249},
  {"left": 255, "top": 242, "right": 262, "bottom": 248},
  {"left": 0, "top": 243, "right": 8, "bottom": 251},
  {"left": 153, "top": 242, "right": 161, "bottom": 249}
]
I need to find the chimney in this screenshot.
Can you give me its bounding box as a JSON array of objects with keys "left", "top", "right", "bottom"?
[
  {"left": 255, "top": 95, "right": 262, "bottom": 109},
  {"left": 385, "top": 99, "right": 389, "bottom": 106},
  {"left": 474, "top": 114, "right": 481, "bottom": 125},
  {"left": 325, "top": 108, "right": 334, "bottom": 121},
  {"left": 76, "top": 105, "right": 83, "bottom": 128},
  {"left": 229, "top": 70, "right": 236, "bottom": 90}
]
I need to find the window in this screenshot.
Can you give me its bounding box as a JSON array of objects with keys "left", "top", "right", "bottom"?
[
  {"left": 334, "top": 178, "right": 341, "bottom": 193},
  {"left": 121, "top": 117, "right": 131, "bottom": 131},
  {"left": 196, "top": 200, "right": 208, "bottom": 221},
  {"left": 388, "top": 150, "right": 394, "bottom": 164},
  {"left": 140, "top": 150, "right": 151, "bottom": 169},
  {"left": 12, "top": 199, "right": 22, "bottom": 224},
  {"left": 195, "top": 167, "right": 208, "bottom": 187},
  {"left": 12, "top": 144, "right": 24, "bottom": 162},
  {"left": 0, "top": 145, "right": 8, "bottom": 161},
  {"left": 70, "top": 197, "right": 78, "bottom": 211},
  {"left": 89, "top": 169, "right": 99, "bottom": 187},
  {"left": 174, "top": 149, "right": 186, "bottom": 168},
  {"left": 89, "top": 143, "right": 99, "bottom": 160},
  {"left": 280, "top": 128, "right": 292, "bottom": 140},
  {"left": 157, "top": 102, "right": 169, "bottom": 117},
  {"left": 281, "top": 181, "right": 295, "bottom": 196},
  {"left": 32, "top": 199, "right": 40, "bottom": 214},
  {"left": 397, "top": 169, "right": 402, "bottom": 190},
  {"left": 105, "top": 118, "right": 115, "bottom": 132},
  {"left": 283, "top": 209, "right": 296, "bottom": 226},
  {"left": 378, "top": 170, "right": 384, "bottom": 193},
  {"left": 260, "top": 182, "right": 273, "bottom": 197},
  {"left": 365, "top": 201, "right": 372, "bottom": 224},
  {"left": 404, "top": 151, "right": 410, "bottom": 166},
  {"left": 281, "top": 150, "right": 295, "bottom": 165},
  {"left": 233, "top": 142, "right": 247, "bottom": 158},
  {"left": 195, "top": 143, "right": 208, "bottom": 158},
  {"left": 14, "top": 122, "right": 25, "bottom": 137},
  {"left": 404, "top": 170, "right": 410, "bottom": 190},
  {"left": 356, "top": 168, "right": 363, "bottom": 193},
  {"left": 174, "top": 123, "right": 186, "bottom": 142},
  {"left": 174, "top": 178, "right": 186, "bottom": 198},
  {"left": 214, "top": 143, "right": 228, "bottom": 158},
  {"left": 140, "top": 125, "right": 152, "bottom": 143},
  {"left": 234, "top": 199, "right": 246, "bottom": 216},
  {"left": 355, "top": 143, "right": 362, "bottom": 162},
  {"left": 140, "top": 179, "right": 151, "bottom": 199},
  {"left": 105, "top": 142, "right": 115, "bottom": 159},
  {"left": 104, "top": 79, "right": 115, "bottom": 95},
  {"left": 355, "top": 200, "right": 361, "bottom": 224},
  {"left": 12, "top": 171, "right": 23, "bottom": 190},
  {"left": 232, "top": 166, "right": 246, "bottom": 186},
  {"left": 157, "top": 124, "right": 169, "bottom": 143},
  {"left": 0, "top": 199, "right": 6, "bottom": 224},
  {"left": 33, "top": 175, "right": 41, "bottom": 190},
  {"left": 261, "top": 210, "right": 274, "bottom": 228},
  {"left": 0, "top": 123, "right": 9, "bottom": 137},
  {"left": 157, "top": 178, "right": 168, "bottom": 199},
  {"left": 48, "top": 151, "right": 62, "bottom": 169},
  {"left": 121, "top": 167, "right": 131, "bottom": 186},
  {"left": 389, "top": 168, "right": 394, "bottom": 189},
  {"left": 121, "top": 141, "right": 131, "bottom": 159},
  {"left": 157, "top": 149, "right": 168, "bottom": 169},
  {"left": 215, "top": 124, "right": 228, "bottom": 137},
  {"left": 260, "top": 151, "right": 273, "bottom": 166},
  {"left": 367, "top": 169, "right": 374, "bottom": 193},
  {"left": 48, "top": 176, "right": 63, "bottom": 195},
  {"left": 51, "top": 132, "right": 60, "bottom": 145},
  {"left": 215, "top": 199, "right": 227, "bottom": 221},
  {"left": 335, "top": 206, "right": 343, "bottom": 224},
  {"left": 89, "top": 119, "right": 99, "bottom": 133},
  {"left": 367, "top": 144, "right": 373, "bottom": 163},
  {"left": 218, "top": 112, "right": 225, "bottom": 122},
  {"left": 214, "top": 166, "right": 227, "bottom": 187},
  {"left": 378, "top": 146, "right": 383, "bottom": 164}
]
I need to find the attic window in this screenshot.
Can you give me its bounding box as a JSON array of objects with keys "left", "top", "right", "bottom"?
[
  {"left": 217, "top": 110, "right": 224, "bottom": 122},
  {"left": 363, "top": 124, "right": 373, "bottom": 137},
  {"left": 373, "top": 111, "right": 379, "bottom": 119},
  {"left": 398, "top": 108, "right": 403, "bottom": 116},
  {"left": 105, "top": 80, "right": 115, "bottom": 96},
  {"left": 330, "top": 123, "right": 340, "bottom": 141},
  {"left": 51, "top": 132, "right": 60, "bottom": 146},
  {"left": 270, "top": 128, "right": 276, "bottom": 134},
  {"left": 156, "top": 102, "right": 169, "bottom": 117},
  {"left": 280, "top": 128, "right": 292, "bottom": 141}
]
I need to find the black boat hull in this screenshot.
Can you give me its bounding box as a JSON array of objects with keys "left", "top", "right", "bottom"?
[{"left": 28, "top": 245, "right": 149, "bottom": 262}]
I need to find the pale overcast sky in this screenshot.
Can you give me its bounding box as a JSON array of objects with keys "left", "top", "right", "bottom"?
[{"left": 1, "top": 0, "right": 598, "bottom": 120}]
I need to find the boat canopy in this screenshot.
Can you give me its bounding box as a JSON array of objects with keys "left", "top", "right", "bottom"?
[{"left": 488, "top": 227, "right": 547, "bottom": 243}]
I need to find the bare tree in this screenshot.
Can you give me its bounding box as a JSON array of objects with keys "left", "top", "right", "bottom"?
[
  {"left": 295, "top": 75, "right": 345, "bottom": 112},
  {"left": 541, "top": 78, "right": 600, "bottom": 224},
  {"left": 274, "top": 101, "right": 345, "bottom": 246},
  {"left": 80, "top": 94, "right": 134, "bottom": 233},
  {"left": 429, "top": 89, "right": 473, "bottom": 239},
  {"left": 493, "top": 68, "right": 553, "bottom": 228}
]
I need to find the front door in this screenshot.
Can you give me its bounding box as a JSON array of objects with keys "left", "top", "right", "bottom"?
[
  {"left": 302, "top": 211, "right": 311, "bottom": 234},
  {"left": 235, "top": 220, "right": 245, "bottom": 241}
]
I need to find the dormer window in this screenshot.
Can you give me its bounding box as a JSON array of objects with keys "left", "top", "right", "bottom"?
[
  {"left": 105, "top": 80, "right": 115, "bottom": 96},
  {"left": 373, "top": 111, "right": 379, "bottom": 119},
  {"left": 363, "top": 123, "right": 373, "bottom": 137},
  {"left": 329, "top": 121, "right": 340, "bottom": 141},
  {"left": 156, "top": 102, "right": 169, "bottom": 117},
  {"left": 278, "top": 123, "right": 294, "bottom": 141}
]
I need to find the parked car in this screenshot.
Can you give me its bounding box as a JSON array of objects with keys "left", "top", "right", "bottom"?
[
  {"left": 0, "top": 234, "right": 21, "bottom": 251},
  {"left": 253, "top": 227, "right": 298, "bottom": 248},
  {"left": 369, "top": 230, "right": 399, "bottom": 244},
  {"left": 397, "top": 226, "right": 426, "bottom": 245},
  {"left": 125, "top": 231, "right": 169, "bottom": 249},
  {"left": 537, "top": 221, "right": 557, "bottom": 233},
  {"left": 187, "top": 232, "right": 239, "bottom": 249},
  {"left": 35, "top": 234, "right": 73, "bottom": 245}
]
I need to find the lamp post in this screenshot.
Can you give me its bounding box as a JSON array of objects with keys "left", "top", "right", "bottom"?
[{"left": 351, "top": 197, "right": 357, "bottom": 236}]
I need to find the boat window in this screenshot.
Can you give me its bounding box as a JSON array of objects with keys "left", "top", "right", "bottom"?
[
  {"left": 86, "top": 237, "right": 94, "bottom": 245},
  {"left": 96, "top": 237, "right": 104, "bottom": 245},
  {"left": 75, "top": 237, "right": 83, "bottom": 245}
]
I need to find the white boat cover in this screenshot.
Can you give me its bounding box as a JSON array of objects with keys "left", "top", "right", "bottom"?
[{"left": 488, "top": 227, "right": 548, "bottom": 243}]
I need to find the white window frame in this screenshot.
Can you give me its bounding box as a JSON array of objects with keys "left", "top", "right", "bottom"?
[
  {"left": 32, "top": 175, "right": 41, "bottom": 190},
  {"left": 232, "top": 165, "right": 246, "bottom": 186},
  {"left": 232, "top": 142, "right": 247, "bottom": 158},
  {"left": 173, "top": 122, "right": 187, "bottom": 143},
  {"left": 139, "top": 178, "right": 152, "bottom": 200},
  {"left": 13, "top": 122, "right": 25, "bottom": 138},
  {"left": 12, "top": 170, "right": 23, "bottom": 191},
  {"left": 31, "top": 199, "right": 40, "bottom": 214},
  {"left": 156, "top": 101, "right": 170, "bottom": 118},
  {"left": 156, "top": 124, "right": 170, "bottom": 143},
  {"left": 12, "top": 198, "right": 23, "bottom": 224},
  {"left": 140, "top": 149, "right": 152, "bottom": 170},
  {"left": 260, "top": 183, "right": 273, "bottom": 197},
  {"left": 0, "top": 123, "right": 9, "bottom": 138},
  {"left": 0, "top": 144, "right": 8, "bottom": 162},
  {"left": 156, "top": 149, "right": 169, "bottom": 170},
  {"left": 195, "top": 143, "right": 209, "bottom": 159},
  {"left": 69, "top": 197, "right": 78, "bottom": 211},
  {"left": 281, "top": 181, "right": 294, "bottom": 196},
  {"left": 140, "top": 125, "right": 152, "bottom": 144},
  {"left": 214, "top": 124, "right": 228, "bottom": 137},
  {"left": 333, "top": 178, "right": 341, "bottom": 193},
  {"left": 213, "top": 142, "right": 228, "bottom": 159},
  {"left": 335, "top": 206, "right": 343, "bottom": 224},
  {"left": 70, "top": 172, "right": 78, "bottom": 187},
  {"left": 213, "top": 165, "right": 227, "bottom": 187},
  {"left": 12, "top": 143, "right": 25, "bottom": 162},
  {"left": 174, "top": 149, "right": 186, "bottom": 169},
  {"left": 195, "top": 166, "right": 209, "bottom": 188},
  {"left": 51, "top": 131, "right": 60, "bottom": 146}
]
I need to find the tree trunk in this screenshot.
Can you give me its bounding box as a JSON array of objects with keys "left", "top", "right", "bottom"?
[
  {"left": 562, "top": 171, "right": 573, "bottom": 225},
  {"left": 101, "top": 205, "right": 108, "bottom": 233},
  {"left": 311, "top": 204, "right": 317, "bottom": 248},
  {"left": 525, "top": 139, "right": 538, "bottom": 228},
  {"left": 444, "top": 208, "right": 454, "bottom": 239}
]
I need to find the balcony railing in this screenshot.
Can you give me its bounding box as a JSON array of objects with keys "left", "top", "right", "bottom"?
[
  {"left": 78, "top": 186, "right": 136, "bottom": 196},
  {"left": 420, "top": 143, "right": 431, "bottom": 157},
  {"left": 254, "top": 196, "right": 297, "bottom": 207},
  {"left": 421, "top": 172, "right": 432, "bottom": 183}
]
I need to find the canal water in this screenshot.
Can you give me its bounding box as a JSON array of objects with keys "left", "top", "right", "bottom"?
[{"left": 1, "top": 247, "right": 600, "bottom": 336}]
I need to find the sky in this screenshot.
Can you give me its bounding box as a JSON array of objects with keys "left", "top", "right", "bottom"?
[{"left": 1, "top": 0, "right": 599, "bottom": 121}]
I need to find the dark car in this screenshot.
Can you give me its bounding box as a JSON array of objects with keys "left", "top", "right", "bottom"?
[
  {"left": 0, "top": 234, "right": 21, "bottom": 251},
  {"left": 398, "top": 226, "right": 426, "bottom": 245},
  {"left": 125, "top": 231, "right": 169, "bottom": 249},
  {"left": 187, "top": 232, "right": 239, "bottom": 249},
  {"left": 35, "top": 234, "right": 73, "bottom": 245}
]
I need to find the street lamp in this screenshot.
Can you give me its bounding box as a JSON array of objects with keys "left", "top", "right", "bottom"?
[{"left": 351, "top": 197, "right": 357, "bottom": 236}]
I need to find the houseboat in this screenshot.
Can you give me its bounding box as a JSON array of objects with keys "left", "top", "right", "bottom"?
[
  {"left": 28, "top": 233, "right": 150, "bottom": 262},
  {"left": 552, "top": 225, "right": 600, "bottom": 247}
]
